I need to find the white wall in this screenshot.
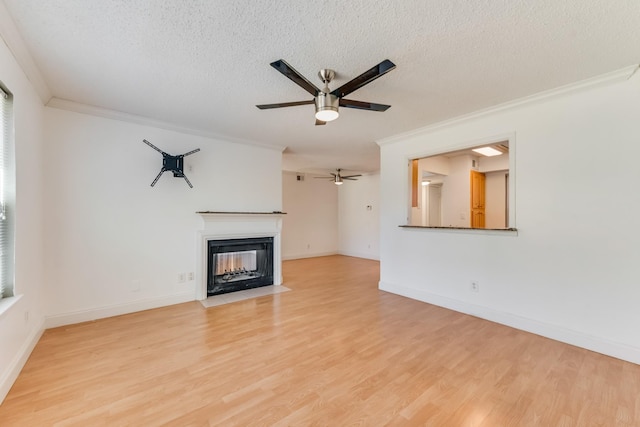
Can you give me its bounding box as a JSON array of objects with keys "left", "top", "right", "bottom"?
[
  {"left": 420, "top": 155, "right": 450, "bottom": 176},
  {"left": 441, "top": 155, "right": 474, "bottom": 227},
  {"left": 485, "top": 171, "right": 507, "bottom": 229},
  {"left": 281, "top": 172, "right": 338, "bottom": 259},
  {"left": 43, "top": 108, "right": 282, "bottom": 325},
  {"left": 282, "top": 171, "right": 380, "bottom": 261},
  {"left": 378, "top": 70, "right": 640, "bottom": 363},
  {"left": 338, "top": 173, "right": 380, "bottom": 260},
  {"left": 478, "top": 153, "right": 509, "bottom": 172},
  {"left": 0, "top": 35, "right": 47, "bottom": 401}
]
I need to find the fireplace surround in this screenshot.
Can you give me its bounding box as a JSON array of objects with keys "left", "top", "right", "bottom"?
[{"left": 196, "top": 211, "right": 284, "bottom": 300}]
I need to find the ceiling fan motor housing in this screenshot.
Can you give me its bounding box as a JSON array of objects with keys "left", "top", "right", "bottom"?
[{"left": 315, "top": 92, "right": 339, "bottom": 121}]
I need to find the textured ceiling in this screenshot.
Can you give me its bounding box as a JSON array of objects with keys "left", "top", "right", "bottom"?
[{"left": 3, "top": 0, "right": 640, "bottom": 173}]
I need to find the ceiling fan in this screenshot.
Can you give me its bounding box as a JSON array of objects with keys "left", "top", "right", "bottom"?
[
  {"left": 315, "top": 169, "right": 362, "bottom": 185},
  {"left": 256, "top": 59, "right": 396, "bottom": 125}
]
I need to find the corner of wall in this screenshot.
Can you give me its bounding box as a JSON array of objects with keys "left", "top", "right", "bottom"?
[{"left": 0, "top": 317, "right": 44, "bottom": 404}]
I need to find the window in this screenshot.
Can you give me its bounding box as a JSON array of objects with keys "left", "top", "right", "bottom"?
[
  {"left": 0, "top": 83, "right": 14, "bottom": 299},
  {"left": 408, "top": 140, "right": 513, "bottom": 230}
]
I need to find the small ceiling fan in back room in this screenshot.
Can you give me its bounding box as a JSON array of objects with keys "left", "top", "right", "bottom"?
[
  {"left": 315, "top": 169, "right": 362, "bottom": 185},
  {"left": 256, "top": 59, "right": 396, "bottom": 125}
]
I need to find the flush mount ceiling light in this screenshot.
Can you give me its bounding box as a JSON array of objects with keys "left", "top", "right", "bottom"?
[{"left": 472, "top": 146, "right": 502, "bottom": 157}]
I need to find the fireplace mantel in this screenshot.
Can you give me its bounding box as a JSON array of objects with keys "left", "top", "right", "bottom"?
[{"left": 195, "top": 211, "right": 284, "bottom": 300}]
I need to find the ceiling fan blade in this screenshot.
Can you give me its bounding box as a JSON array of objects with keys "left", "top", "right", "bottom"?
[
  {"left": 331, "top": 59, "right": 396, "bottom": 98},
  {"left": 339, "top": 99, "right": 391, "bottom": 111},
  {"left": 343, "top": 177, "right": 359, "bottom": 180},
  {"left": 315, "top": 118, "right": 326, "bottom": 126},
  {"left": 270, "top": 59, "right": 320, "bottom": 96},
  {"left": 341, "top": 174, "right": 362, "bottom": 179},
  {"left": 313, "top": 176, "right": 333, "bottom": 179},
  {"left": 256, "top": 100, "right": 314, "bottom": 109}
]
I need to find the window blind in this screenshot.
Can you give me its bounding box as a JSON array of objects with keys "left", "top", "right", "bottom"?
[{"left": 0, "top": 85, "right": 10, "bottom": 299}]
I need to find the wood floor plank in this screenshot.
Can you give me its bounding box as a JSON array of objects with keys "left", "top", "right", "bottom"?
[{"left": 1, "top": 255, "right": 639, "bottom": 426}]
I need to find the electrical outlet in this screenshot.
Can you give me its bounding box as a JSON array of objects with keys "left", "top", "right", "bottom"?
[
  {"left": 187, "top": 272, "right": 194, "bottom": 281},
  {"left": 178, "top": 273, "right": 186, "bottom": 283},
  {"left": 130, "top": 279, "right": 141, "bottom": 292},
  {"left": 470, "top": 281, "right": 479, "bottom": 292},
  {"left": 24, "top": 311, "right": 29, "bottom": 323}
]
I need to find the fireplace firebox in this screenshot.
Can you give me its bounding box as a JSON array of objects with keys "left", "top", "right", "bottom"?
[{"left": 207, "top": 237, "right": 274, "bottom": 296}]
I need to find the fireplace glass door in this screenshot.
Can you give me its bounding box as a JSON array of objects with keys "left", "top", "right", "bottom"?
[{"left": 207, "top": 237, "right": 274, "bottom": 296}]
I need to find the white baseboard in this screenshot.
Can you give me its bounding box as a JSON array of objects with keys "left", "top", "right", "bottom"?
[
  {"left": 338, "top": 250, "right": 380, "bottom": 261},
  {"left": 282, "top": 251, "right": 338, "bottom": 261},
  {"left": 0, "top": 318, "right": 44, "bottom": 404},
  {"left": 44, "top": 291, "right": 195, "bottom": 329},
  {"left": 379, "top": 280, "right": 640, "bottom": 365}
]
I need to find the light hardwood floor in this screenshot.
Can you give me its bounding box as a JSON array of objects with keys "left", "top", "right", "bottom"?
[{"left": 1, "top": 255, "right": 639, "bottom": 426}]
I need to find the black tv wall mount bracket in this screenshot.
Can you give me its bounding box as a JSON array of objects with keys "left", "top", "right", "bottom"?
[{"left": 143, "top": 139, "right": 200, "bottom": 188}]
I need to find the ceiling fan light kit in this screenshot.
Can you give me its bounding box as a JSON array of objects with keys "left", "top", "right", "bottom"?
[
  {"left": 315, "top": 92, "right": 339, "bottom": 122},
  {"left": 257, "top": 59, "right": 396, "bottom": 125}
]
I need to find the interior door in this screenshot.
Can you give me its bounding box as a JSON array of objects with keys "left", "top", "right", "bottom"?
[{"left": 470, "top": 170, "right": 486, "bottom": 228}]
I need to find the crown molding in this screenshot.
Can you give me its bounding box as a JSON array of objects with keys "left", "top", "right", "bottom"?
[
  {"left": 0, "top": 2, "right": 51, "bottom": 104},
  {"left": 46, "top": 97, "right": 287, "bottom": 153},
  {"left": 377, "top": 65, "right": 639, "bottom": 147}
]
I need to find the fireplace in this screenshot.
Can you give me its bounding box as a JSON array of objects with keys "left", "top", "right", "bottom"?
[
  {"left": 207, "top": 237, "right": 274, "bottom": 296},
  {"left": 196, "top": 211, "right": 284, "bottom": 300}
]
